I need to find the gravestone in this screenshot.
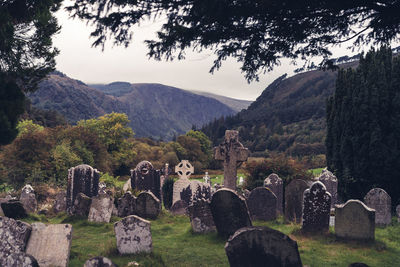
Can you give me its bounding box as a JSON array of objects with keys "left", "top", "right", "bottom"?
[
  {"left": 160, "top": 163, "right": 171, "bottom": 190},
  {"left": 170, "top": 200, "right": 188, "bottom": 215},
  {"left": 20, "top": 184, "right": 37, "bottom": 213},
  {"left": 364, "top": 188, "right": 391, "bottom": 226},
  {"left": 67, "top": 164, "right": 100, "bottom": 213},
  {"left": 285, "top": 179, "right": 309, "bottom": 223},
  {"left": 189, "top": 180, "right": 212, "bottom": 203},
  {"left": 247, "top": 187, "right": 277, "bottom": 221},
  {"left": 396, "top": 205, "right": 400, "bottom": 223},
  {"left": 88, "top": 192, "right": 114, "bottom": 223},
  {"left": 5, "top": 252, "right": 39, "bottom": 267},
  {"left": 136, "top": 191, "right": 161, "bottom": 220},
  {"left": 71, "top": 193, "right": 92, "bottom": 217},
  {"left": 172, "top": 160, "right": 194, "bottom": 204},
  {"left": 117, "top": 192, "right": 136, "bottom": 217},
  {"left": 335, "top": 200, "right": 375, "bottom": 241},
  {"left": 1, "top": 200, "right": 27, "bottom": 219},
  {"left": 264, "top": 173, "right": 283, "bottom": 214},
  {"left": 225, "top": 227, "right": 302, "bottom": 267},
  {"left": 214, "top": 130, "right": 249, "bottom": 190},
  {"left": 131, "top": 161, "right": 161, "bottom": 200},
  {"left": 84, "top": 256, "right": 118, "bottom": 267},
  {"left": 318, "top": 169, "right": 338, "bottom": 207},
  {"left": 302, "top": 181, "right": 331, "bottom": 233},
  {"left": 0, "top": 217, "right": 32, "bottom": 265},
  {"left": 114, "top": 215, "right": 152, "bottom": 254},
  {"left": 210, "top": 189, "right": 252, "bottom": 238},
  {"left": 53, "top": 191, "right": 67, "bottom": 213},
  {"left": 203, "top": 171, "right": 211, "bottom": 185},
  {"left": 26, "top": 223, "right": 72, "bottom": 267},
  {"left": 188, "top": 199, "right": 216, "bottom": 233}
]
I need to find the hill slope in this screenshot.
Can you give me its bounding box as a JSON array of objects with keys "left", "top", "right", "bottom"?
[{"left": 189, "top": 91, "right": 252, "bottom": 112}]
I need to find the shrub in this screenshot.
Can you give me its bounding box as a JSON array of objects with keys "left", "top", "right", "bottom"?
[{"left": 162, "top": 178, "right": 174, "bottom": 210}]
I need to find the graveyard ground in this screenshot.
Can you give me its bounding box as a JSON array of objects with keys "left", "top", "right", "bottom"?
[{"left": 24, "top": 211, "right": 400, "bottom": 267}]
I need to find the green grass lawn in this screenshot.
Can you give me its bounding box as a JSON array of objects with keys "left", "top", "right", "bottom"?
[{"left": 24, "top": 213, "right": 400, "bottom": 267}]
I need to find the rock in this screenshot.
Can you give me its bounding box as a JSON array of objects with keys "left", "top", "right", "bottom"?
[
  {"left": 131, "top": 161, "right": 161, "bottom": 200},
  {"left": 302, "top": 181, "right": 331, "bottom": 233},
  {"left": 53, "top": 191, "right": 67, "bottom": 213},
  {"left": 317, "top": 169, "right": 338, "bottom": 207},
  {"left": 210, "top": 189, "right": 252, "bottom": 238},
  {"left": 247, "top": 187, "right": 277, "bottom": 221},
  {"left": 285, "top": 179, "right": 309, "bottom": 223},
  {"left": 170, "top": 200, "right": 188, "bottom": 215},
  {"left": 135, "top": 191, "right": 161, "bottom": 220},
  {"left": 117, "top": 191, "right": 136, "bottom": 217},
  {"left": 335, "top": 200, "right": 375, "bottom": 241},
  {"left": 1, "top": 200, "right": 27, "bottom": 219},
  {"left": 188, "top": 199, "right": 216, "bottom": 233},
  {"left": 84, "top": 256, "right": 118, "bottom": 267},
  {"left": 364, "top": 188, "right": 391, "bottom": 226},
  {"left": 114, "top": 215, "right": 152, "bottom": 254},
  {"left": 225, "top": 226, "right": 302, "bottom": 267},
  {"left": 67, "top": 164, "right": 100, "bottom": 213},
  {"left": 5, "top": 252, "right": 39, "bottom": 267},
  {"left": 72, "top": 193, "right": 92, "bottom": 217},
  {"left": 0, "top": 217, "right": 32, "bottom": 265},
  {"left": 88, "top": 192, "right": 114, "bottom": 223},
  {"left": 20, "top": 184, "right": 37, "bottom": 213},
  {"left": 264, "top": 173, "right": 283, "bottom": 214}
]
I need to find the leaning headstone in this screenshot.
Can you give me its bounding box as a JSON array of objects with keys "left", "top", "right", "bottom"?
[
  {"left": 318, "top": 169, "right": 338, "bottom": 207},
  {"left": 170, "top": 200, "right": 188, "bottom": 215},
  {"left": 67, "top": 164, "right": 100, "bottom": 213},
  {"left": 20, "top": 184, "right": 37, "bottom": 213},
  {"left": 5, "top": 252, "right": 39, "bottom": 267},
  {"left": 285, "top": 179, "right": 309, "bottom": 223},
  {"left": 247, "top": 187, "right": 277, "bottom": 221},
  {"left": 88, "top": 192, "right": 114, "bottom": 223},
  {"left": 114, "top": 215, "right": 152, "bottom": 254},
  {"left": 1, "top": 200, "right": 27, "bottom": 219},
  {"left": 364, "top": 188, "right": 391, "bottom": 226},
  {"left": 188, "top": 199, "right": 216, "bottom": 233},
  {"left": 210, "top": 189, "right": 252, "bottom": 238},
  {"left": 0, "top": 217, "right": 32, "bottom": 265},
  {"left": 302, "top": 181, "right": 331, "bottom": 233},
  {"left": 135, "top": 191, "right": 161, "bottom": 220},
  {"left": 131, "top": 161, "right": 161, "bottom": 200},
  {"left": 172, "top": 160, "right": 194, "bottom": 204},
  {"left": 117, "top": 191, "right": 136, "bottom": 217},
  {"left": 335, "top": 200, "right": 375, "bottom": 241},
  {"left": 84, "top": 256, "right": 118, "bottom": 267},
  {"left": 214, "top": 130, "right": 249, "bottom": 190},
  {"left": 71, "top": 193, "right": 92, "bottom": 217},
  {"left": 225, "top": 226, "right": 302, "bottom": 267},
  {"left": 396, "top": 205, "right": 400, "bottom": 223},
  {"left": 53, "top": 191, "right": 67, "bottom": 213},
  {"left": 264, "top": 173, "right": 283, "bottom": 214},
  {"left": 26, "top": 223, "right": 72, "bottom": 267}
]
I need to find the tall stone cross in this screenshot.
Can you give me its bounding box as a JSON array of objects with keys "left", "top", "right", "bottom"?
[
  {"left": 175, "top": 160, "right": 194, "bottom": 180},
  {"left": 214, "top": 130, "right": 249, "bottom": 190}
]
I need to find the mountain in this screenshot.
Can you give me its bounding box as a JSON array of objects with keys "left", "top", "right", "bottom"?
[
  {"left": 30, "top": 73, "right": 236, "bottom": 140},
  {"left": 189, "top": 91, "right": 253, "bottom": 112}
]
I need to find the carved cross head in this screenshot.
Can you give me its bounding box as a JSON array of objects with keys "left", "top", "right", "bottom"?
[{"left": 175, "top": 160, "right": 194, "bottom": 179}]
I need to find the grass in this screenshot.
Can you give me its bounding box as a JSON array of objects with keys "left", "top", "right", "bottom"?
[
  {"left": 310, "top": 167, "right": 324, "bottom": 177},
  {"left": 22, "top": 213, "right": 400, "bottom": 267}
]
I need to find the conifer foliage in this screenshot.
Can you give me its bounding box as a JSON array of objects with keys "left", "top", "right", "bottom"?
[{"left": 326, "top": 47, "right": 400, "bottom": 205}]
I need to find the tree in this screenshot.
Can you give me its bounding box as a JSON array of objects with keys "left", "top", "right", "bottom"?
[{"left": 67, "top": 0, "right": 400, "bottom": 82}]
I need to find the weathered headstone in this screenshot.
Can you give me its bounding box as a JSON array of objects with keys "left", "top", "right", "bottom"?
[
  {"left": 20, "top": 184, "right": 37, "bottom": 213},
  {"left": 26, "top": 223, "right": 72, "bottom": 267},
  {"left": 117, "top": 191, "right": 136, "bottom": 217},
  {"left": 53, "top": 191, "right": 67, "bottom": 213},
  {"left": 114, "top": 215, "right": 152, "bottom": 254},
  {"left": 335, "top": 200, "right": 375, "bottom": 241},
  {"left": 1, "top": 200, "right": 27, "bottom": 219},
  {"left": 84, "top": 256, "right": 118, "bottom": 267},
  {"left": 225, "top": 226, "right": 302, "bottom": 267},
  {"left": 364, "top": 188, "right": 391, "bottom": 226},
  {"left": 170, "top": 200, "right": 188, "bottom": 215},
  {"left": 214, "top": 130, "right": 249, "bottom": 190},
  {"left": 0, "top": 217, "right": 32, "bottom": 265},
  {"left": 188, "top": 199, "right": 216, "bottom": 233},
  {"left": 318, "top": 169, "right": 338, "bottom": 207},
  {"left": 203, "top": 171, "right": 211, "bottom": 186},
  {"left": 131, "top": 161, "right": 161, "bottom": 200},
  {"left": 264, "top": 173, "right": 283, "bottom": 214},
  {"left": 71, "top": 193, "right": 92, "bottom": 217},
  {"left": 302, "top": 181, "right": 331, "bottom": 233},
  {"left": 285, "top": 179, "right": 309, "bottom": 223},
  {"left": 189, "top": 180, "right": 212, "bottom": 203},
  {"left": 67, "top": 164, "right": 100, "bottom": 213},
  {"left": 135, "top": 191, "right": 161, "bottom": 220},
  {"left": 210, "top": 189, "right": 252, "bottom": 238},
  {"left": 5, "top": 252, "right": 39, "bottom": 267},
  {"left": 88, "top": 192, "right": 114, "bottom": 223},
  {"left": 396, "top": 204, "right": 400, "bottom": 223},
  {"left": 172, "top": 160, "right": 194, "bottom": 204},
  {"left": 247, "top": 187, "right": 277, "bottom": 221}
]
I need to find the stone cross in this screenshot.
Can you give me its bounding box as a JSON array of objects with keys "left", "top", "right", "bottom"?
[
  {"left": 214, "top": 130, "right": 249, "bottom": 190},
  {"left": 175, "top": 160, "right": 194, "bottom": 179}
]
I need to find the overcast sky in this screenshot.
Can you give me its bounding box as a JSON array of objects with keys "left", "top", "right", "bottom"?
[{"left": 54, "top": 7, "right": 369, "bottom": 101}]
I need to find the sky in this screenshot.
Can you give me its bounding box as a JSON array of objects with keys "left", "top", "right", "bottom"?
[{"left": 54, "top": 7, "right": 366, "bottom": 101}]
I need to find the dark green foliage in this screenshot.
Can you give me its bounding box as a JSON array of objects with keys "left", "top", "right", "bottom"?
[
  {"left": 162, "top": 178, "right": 174, "bottom": 210},
  {"left": 20, "top": 99, "right": 67, "bottom": 128},
  {"left": 326, "top": 46, "right": 400, "bottom": 205}
]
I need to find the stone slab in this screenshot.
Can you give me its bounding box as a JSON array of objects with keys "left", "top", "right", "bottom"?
[
  {"left": 88, "top": 192, "right": 114, "bottom": 223},
  {"left": 364, "top": 188, "right": 391, "bottom": 226},
  {"left": 247, "top": 187, "right": 277, "bottom": 221}
]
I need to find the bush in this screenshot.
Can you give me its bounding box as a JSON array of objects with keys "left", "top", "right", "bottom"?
[{"left": 162, "top": 178, "right": 174, "bottom": 210}]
